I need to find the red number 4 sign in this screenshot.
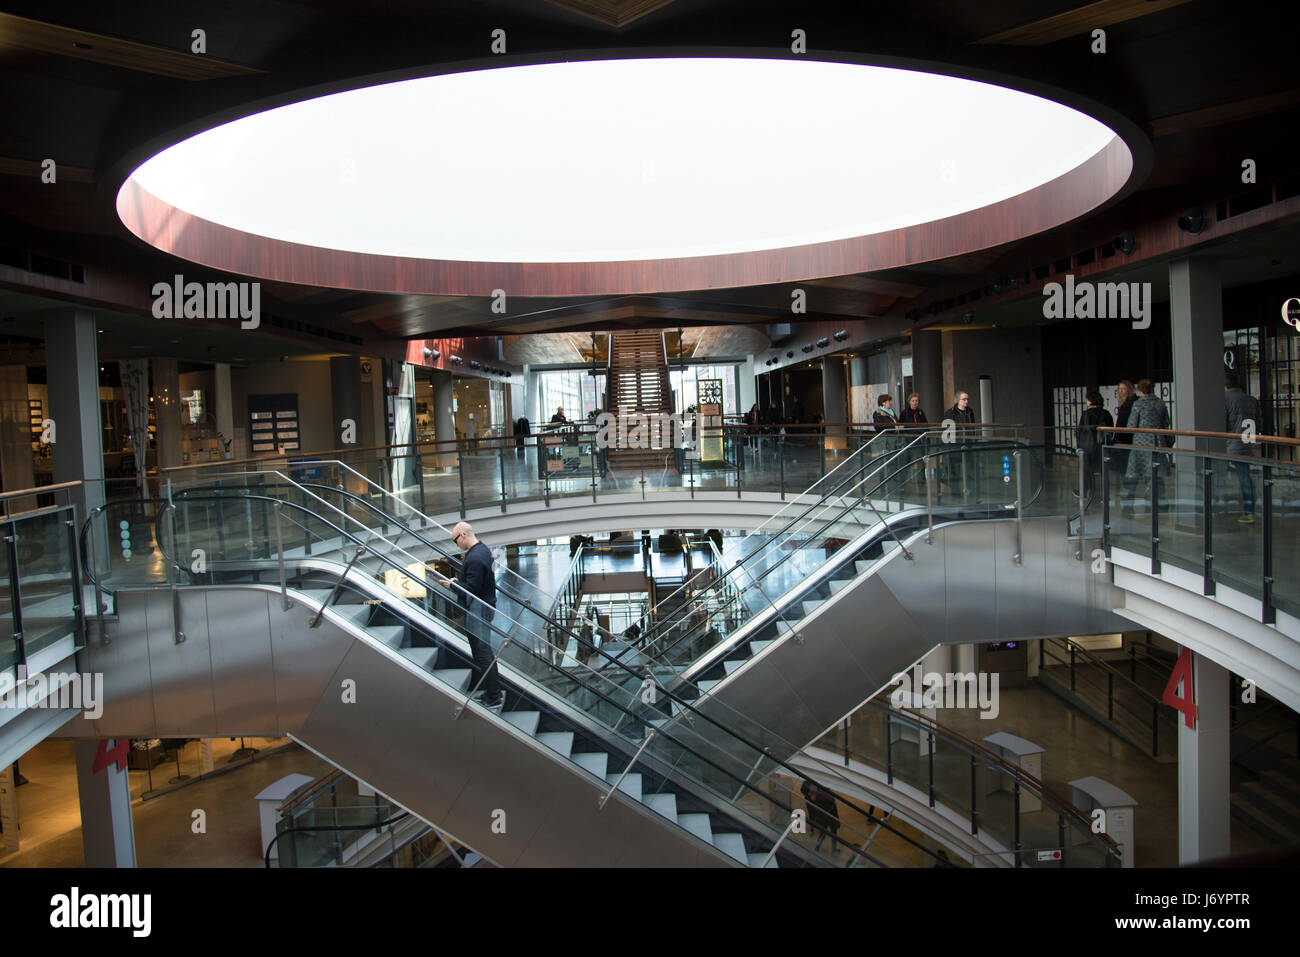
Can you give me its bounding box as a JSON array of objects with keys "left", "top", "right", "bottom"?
[
  {"left": 1162, "top": 647, "right": 1198, "bottom": 729},
  {"left": 92, "top": 739, "right": 129, "bottom": 774}
]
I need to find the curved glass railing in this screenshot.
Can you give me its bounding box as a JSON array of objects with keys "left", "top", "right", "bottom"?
[
  {"left": 1099, "top": 432, "right": 1300, "bottom": 622},
  {"left": 90, "top": 477, "right": 954, "bottom": 867},
  {"left": 812, "top": 694, "right": 1122, "bottom": 867},
  {"left": 159, "top": 422, "right": 1031, "bottom": 519},
  {"left": 627, "top": 430, "right": 1049, "bottom": 674}
]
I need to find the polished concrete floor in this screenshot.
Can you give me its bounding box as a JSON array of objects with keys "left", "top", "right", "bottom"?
[{"left": 1, "top": 737, "right": 330, "bottom": 868}]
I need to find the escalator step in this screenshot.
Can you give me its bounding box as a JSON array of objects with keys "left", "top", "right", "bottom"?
[
  {"left": 296, "top": 589, "right": 334, "bottom": 607},
  {"left": 605, "top": 772, "right": 642, "bottom": 802},
  {"left": 776, "top": 621, "right": 793, "bottom": 635},
  {"left": 747, "top": 852, "right": 779, "bottom": 869},
  {"left": 644, "top": 792, "right": 678, "bottom": 820},
  {"left": 713, "top": 832, "right": 749, "bottom": 864},
  {"left": 572, "top": 752, "right": 609, "bottom": 779},
  {"left": 802, "top": 599, "right": 825, "bottom": 616},
  {"left": 338, "top": 604, "right": 372, "bottom": 625},
  {"left": 502, "top": 711, "right": 541, "bottom": 736},
  {"left": 697, "top": 680, "right": 719, "bottom": 692},
  {"left": 855, "top": 560, "right": 874, "bottom": 574},
  {"left": 428, "top": 666, "right": 470, "bottom": 690},
  {"left": 368, "top": 626, "right": 405, "bottom": 649},
  {"left": 536, "top": 731, "right": 575, "bottom": 758},
  {"left": 748, "top": 640, "right": 773, "bottom": 655},
  {"left": 722, "top": 660, "right": 745, "bottom": 675},
  {"left": 828, "top": 578, "right": 851, "bottom": 594},
  {"left": 676, "top": 813, "right": 713, "bottom": 845}
]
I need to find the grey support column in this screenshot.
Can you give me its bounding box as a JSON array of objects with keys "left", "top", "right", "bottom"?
[
  {"left": 1169, "top": 259, "right": 1223, "bottom": 450},
  {"left": 74, "top": 738, "right": 137, "bottom": 867},
  {"left": 329, "top": 355, "right": 363, "bottom": 450},
  {"left": 432, "top": 370, "right": 455, "bottom": 469},
  {"left": 44, "top": 309, "right": 105, "bottom": 519},
  {"left": 911, "top": 330, "right": 943, "bottom": 424},
  {"left": 1178, "top": 651, "right": 1230, "bottom": 864},
  {"left": 822, "top": 355, "right": 848, "bottom": 450}
]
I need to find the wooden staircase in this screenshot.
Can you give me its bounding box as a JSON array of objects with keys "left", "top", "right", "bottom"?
[{"left": 606, "top": 330, "right": 677, "bottom": 473}]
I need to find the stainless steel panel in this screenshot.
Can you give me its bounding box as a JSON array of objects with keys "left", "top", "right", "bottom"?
[
  {"left": 206, "top": 590, "right": 280, "bottom": 734},
  {"left": 936, "top": 521, "right": 999, "bottom": 644},
  {"left": 67, "top": 589, "right": 161, "bottom": 738},
  {"left": 994, "top": 519, "right": 1047, "bottom": 639},
  {"left": 146, "top": 589, "right": 217, "bottom": 737},
  {"left": 268, "top": 597, "right": 354, "bottom": 735},
  {"left": 295, "top": 637, "right": 733, "bottom": 866}
]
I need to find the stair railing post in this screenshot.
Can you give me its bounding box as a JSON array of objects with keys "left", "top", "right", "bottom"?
[
  {"left": 1013, "top": 450, "right": 1024, "bottom": 565},
  {"left": 498, "top": 444, "right": 508, "bottom": 513},
  {"left": 1261, "top": 462, "right": 1274, "bottom": 624},
  {"left": 273, "top": 501, "right": 291, "bottom": 612},
  {"left": 599, "top": 729, "right": 656, "bottom": 809},
  {"left": 1202, "top": 459, "right": 1215, "bottom": 596},
  {"left": 457, "top": 447, "right": 467, "bottom": 519}
]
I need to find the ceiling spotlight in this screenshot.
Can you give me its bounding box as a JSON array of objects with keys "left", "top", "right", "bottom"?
[
  {"left": 833, "top": 330, "right": 848, "bottom": 342},
  {"left": 424, "top": 347, "right": 441, "bottom": 360},
  {"left": 786, "top": 351, "right": 795, "bottom": 359},
  {"left": 1005, "top": 276, "right": 1019, "bottom": 291},
  {"left": 1177, "top": 207, "right": 1205, "bottom": 234},
  {"left": 1115, "top": 229, "right": 1137, "bottom": 255},
  {"left": 801, "top": 344, "right": 815, "bottom": 353},
  {"left": 449, "top": 354, "right": 462, "bottom": 364},
  {"left": 991, "top": 279, "right": 1003, "bottom": 295},
  {"left": 962, "top": 311, "right": 975, "bottom": 324},
  {"left": 816, "top": 337, "right": 830, "bottom": 348},
  {"left": 469, "top": 360, "right": 482, "bottom": 369}
]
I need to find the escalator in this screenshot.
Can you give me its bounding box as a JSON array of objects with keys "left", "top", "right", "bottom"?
[
  {"left": 164, "top": 429, "right": 1121, "bottom": 773},
  {"left": 77, "top": 480, "right": 950, "bottom": 868},
  {"left": 598, "top": 428, "right": 1125, "bottom": 760}
]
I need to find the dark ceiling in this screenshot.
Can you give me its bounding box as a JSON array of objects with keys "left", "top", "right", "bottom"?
[{"left": 1, "top": 0, "right": 1299, "bottom": 354}]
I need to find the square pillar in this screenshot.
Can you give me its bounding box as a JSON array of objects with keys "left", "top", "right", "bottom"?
[
  {"left": 1168, "top": 259, "right": 1223, "bottom": 450},
  {"left": 74, "top": 738, "right": 137, "bottom": 867},
  {"left": 1178, "top": 651, "right": 1230, "bottom": 864},
  {"left": 44, "top": 309, "right": 105, "bottom": 519}
]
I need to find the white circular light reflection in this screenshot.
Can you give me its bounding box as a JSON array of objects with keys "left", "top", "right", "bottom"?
[{"left": 126, "top": 58, "right": 1119, "bottom": 263}]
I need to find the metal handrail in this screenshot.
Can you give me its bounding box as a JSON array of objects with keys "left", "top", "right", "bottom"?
[
  {"left": 639, "top": 437, "right": 1042, "bottom": 663},
  {"left": 155, "top": 489, "right": 949, "bottom": 866},
  {"left": 264, "top": 811, "right": 410, "bottom": 868},
  {"left": 847, "top": 699, "right": 1123, "bottom": 861}
]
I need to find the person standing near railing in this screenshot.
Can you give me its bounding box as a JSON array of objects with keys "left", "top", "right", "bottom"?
[
  {"left": 940, "top": 391, "right": 977, "bottom": 499},
  {"left": 1109, "top": 380, "right": 1136, "bottom": 510},
  {"left": 1075, "top": 390, "right": 1113, "bottom": 498},
  {"left": 1121, "top": 379, "right": 1170, "bottom": 518},
  {"left": 1224, "top": 372, "right": 1263, "bottom": 525},
  {"left": 899, "top": 393, "right": 926, "bottom": 427}
]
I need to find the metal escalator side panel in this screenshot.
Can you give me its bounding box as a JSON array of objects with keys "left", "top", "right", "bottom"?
[{"left": 291, "top": 635, "right": 738, "bottom": 868}]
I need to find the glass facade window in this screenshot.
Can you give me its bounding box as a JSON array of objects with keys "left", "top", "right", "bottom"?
[
  {"left": 669, "top": 363, "right": 739, "bottom": 414},
  {"left": 537, "top": 369, "right": 604, "bottom": 421}
]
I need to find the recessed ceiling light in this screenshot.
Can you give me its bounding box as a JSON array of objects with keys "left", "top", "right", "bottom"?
[{"left": 122, "top": 57, "right": 1124, "bottom": 273}]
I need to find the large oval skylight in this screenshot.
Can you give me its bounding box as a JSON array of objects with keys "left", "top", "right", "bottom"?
[{"left": 122, "top": 57, "right": 1122, "bottom": 265}]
